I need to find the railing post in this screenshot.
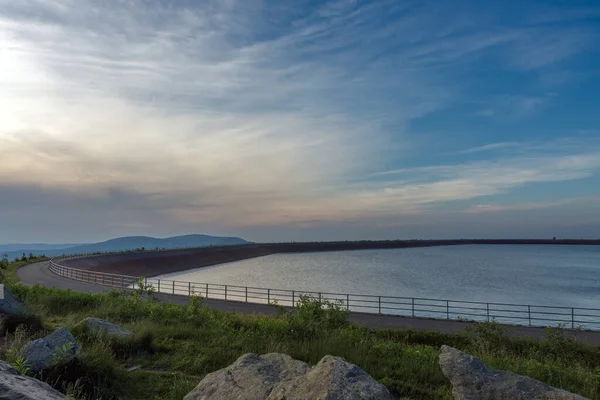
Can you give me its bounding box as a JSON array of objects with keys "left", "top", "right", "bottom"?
[
  {"left": 412, "top": 298, "right": 415, "bottom": 317},
  {"left": 528, "top": 305, "right": 531, "bottom": 326},
  {"left": 447, "top": 300, "right": 450, "bottom": 319},
  {"left": 487, "top": 303, "right": 490, "bottom": 322},
  {"left": 225, "top": 285, "right": 228, "bottom": 300},
  {"left": 378, "top": 296, "right": 381, "bottom": 314},
  {"left": 206, "top": 283, "right": 209, "bottom": 298},
  {"left": 173, "top": 281, "right": 175, "bottom": 294},
  {"left": 246, "top": 287, "right": 248, "bottom": 302},
  {"left": 319, "top": 292, "right": 322, "bottom": 302},
  {"left": 292, "top": 290, "right": 295, "bottom": 307},
  {"left": 268, "top": 289, "right": 270, "bottom": 304},
  {"left": 572, "top": 308, "right": 575, "bottom": 329},
  {"left": 189, "top": 282, "right": 191, "bottom": 296},
  {"left": 346, "top": 294, "right": 350, "bottom": 311},
  {"left": 158, "top": 279, "right": 160, "bottom": 293}
]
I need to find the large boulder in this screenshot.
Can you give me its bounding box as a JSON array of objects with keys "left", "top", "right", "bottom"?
[
  {"left": 184, "top": 353, "right": 393, "bottom": 400},
  {"left": 21, "top": 328, "right": 79, "bottom": 373},
  {"left": 0, "top": 359, "right": 65, "bottom": 399},
  {"left": 78, "top": 317, "right": 133, "bottom": 339},
  {"left": 439, "top": 345, "right": 588, "bottom": 400},
  {"left": 0, "top": 284, "right": 29, "bottom": 316}
]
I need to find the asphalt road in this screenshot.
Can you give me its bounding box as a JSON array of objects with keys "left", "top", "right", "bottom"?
[{"left": 17, "top": 261, "right": 600, "bottom": 345}]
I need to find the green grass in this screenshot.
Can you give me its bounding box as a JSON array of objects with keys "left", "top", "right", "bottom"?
[
  {"left": 2, "top": 283, "right": 600, "bottom": 399},
  {"left": 0, "top": 254, "right": 50, "bottom": 283}
]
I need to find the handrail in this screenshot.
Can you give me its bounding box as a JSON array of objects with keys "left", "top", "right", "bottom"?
[{"left": 48, "top": 257, "right": 600, "bottom": 330}]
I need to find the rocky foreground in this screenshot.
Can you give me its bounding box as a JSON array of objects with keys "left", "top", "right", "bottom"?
[
  {"left": 3, "top": 341, "right": 590, "bottom": 399},
  {"left": 183, "top": 352, "right": 394, "bottom": 400},
  {"left": 439, "top": 345, "right": 587, "bottom": 400},
  {"left": 0, "top": 283, "right": 593, "bottom": 399}
]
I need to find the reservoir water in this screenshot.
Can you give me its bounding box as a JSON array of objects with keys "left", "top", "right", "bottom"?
[{"left": 155, "top": 245, "right": 600, "bottom": 326}]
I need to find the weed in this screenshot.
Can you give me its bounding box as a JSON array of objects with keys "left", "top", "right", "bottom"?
[
  {"left": 14, "top": 356, "right": 31, "bottom": 375},
  {"left": 52, "top": 342, "right": 75, "bottom": 366},
  {"left": 3, "top": 325, "right": 36, "bottom": 364}
]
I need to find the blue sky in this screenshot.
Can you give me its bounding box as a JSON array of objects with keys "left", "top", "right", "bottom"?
[{"left": 1, "top": 0, "right": 599, "bottom": 243}]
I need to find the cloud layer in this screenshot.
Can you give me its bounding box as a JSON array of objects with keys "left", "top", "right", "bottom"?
[{"left": 1, "top": 0, "right": 599, "bottom": 242}]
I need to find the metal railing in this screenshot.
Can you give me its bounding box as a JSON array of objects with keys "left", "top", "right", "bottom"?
[{"left": 49, "top": 258, "right": 600, "bottom": 330}]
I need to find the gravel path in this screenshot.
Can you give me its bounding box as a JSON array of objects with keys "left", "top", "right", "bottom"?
[{"left": 17, "top": 261, "right": 600, "bottom": 345}]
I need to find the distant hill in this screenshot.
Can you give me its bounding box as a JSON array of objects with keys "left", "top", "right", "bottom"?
[{"left": 1, "top": 234, "right": 250, "bottom": 260}]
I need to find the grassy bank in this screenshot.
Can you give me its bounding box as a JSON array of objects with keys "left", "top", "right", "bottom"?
[
  {"left": 0, "top": 253, "right": 50, "bottom": 283},
  {"left": 1, "top": 282, "right": 600, "bottom": 399}
]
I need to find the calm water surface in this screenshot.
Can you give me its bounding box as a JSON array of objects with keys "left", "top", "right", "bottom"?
[{"left": 157, "top": 245, "right": 600, "bottom": 308}]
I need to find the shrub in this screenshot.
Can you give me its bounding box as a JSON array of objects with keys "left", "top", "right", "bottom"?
[
  {"left": 0, "top": 253, "right": 8, "bottom": 282},
  {"left": 465, "top": 321, "right": 511, "bottom": 356},
  {"left": 537, "top": 325, "right": 600, "bottom": 366},
  {"left": 71, "top": 318, "right": 156, "bottom": 361},
  {"left": 133, "top": 276, "right": 155, "bottom": 297},
  {"left": 38, "top": 337, "right": 126, "bottom": 400},
  {"left": 0, "top": 313, "right": 43, "bottom": 336},
  {"left": 281, "top": 295, "right": 349, "bottom": 339}
]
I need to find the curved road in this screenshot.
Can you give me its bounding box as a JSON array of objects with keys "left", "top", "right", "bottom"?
[{"left": 17, "top": 261, "right": 600, "bottom": 345}]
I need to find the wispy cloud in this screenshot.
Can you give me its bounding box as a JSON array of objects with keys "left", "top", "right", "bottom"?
[
  {"left": 0, "top": 0, "right": 599, "bottom": 241},
  {"left": 455, "top": 142, "right": 521, "bottom": 154},
  {"left": 465, "top": 201, "right": 571, "bottom": 214},
  {"left": 465, "top": 196, "right": 600, "bottom": 214},
  {"left": 476, "top": 95, "right": 552, "bottom": 118},
  {"left": 506, "top": 26, "right": 596, "bottom": 70},
  {"left": 366, "top": 142, "right": 600, "bottom": 217}
]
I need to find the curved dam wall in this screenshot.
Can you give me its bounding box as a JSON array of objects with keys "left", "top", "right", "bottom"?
[
  {"left": 62, "top": 245, "right": 275, "bottom": 277},
  {"left": 62, "top": 239, "right": 600, "bottom": 278}
]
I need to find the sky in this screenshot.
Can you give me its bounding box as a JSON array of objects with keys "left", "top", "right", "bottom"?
[{"left": 1, "top": 0, "right": 600, "bottom": 243}]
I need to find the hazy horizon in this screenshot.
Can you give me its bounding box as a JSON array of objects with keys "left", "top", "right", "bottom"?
[
  {"left": 4, "top": 234, "right": 600, "bottom": 248},
  {"left": 2, "top": 1, "right": 599, "bottom": 243}
]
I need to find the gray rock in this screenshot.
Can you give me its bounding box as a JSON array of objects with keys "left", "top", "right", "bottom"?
[
  {"left": 184, "top": 353, "right": 394, "bottom": 400},
  {"left": 21, "top": 328, "right": 79, "bottom": 373},
  {"left": 0, "top": 284, "right": 29, "bottom": 316},
  {"left": 79, "top": 317, "right": 133, "bottom": 339},
  {"left": 439, "top": 345, "right": 588, "bottom": 400},
  {"left": 0, "top": 359, "right": 65, "bottom": 399},
  {"left": 271, "top": 354, "right": 394, "bottom": 400}
]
